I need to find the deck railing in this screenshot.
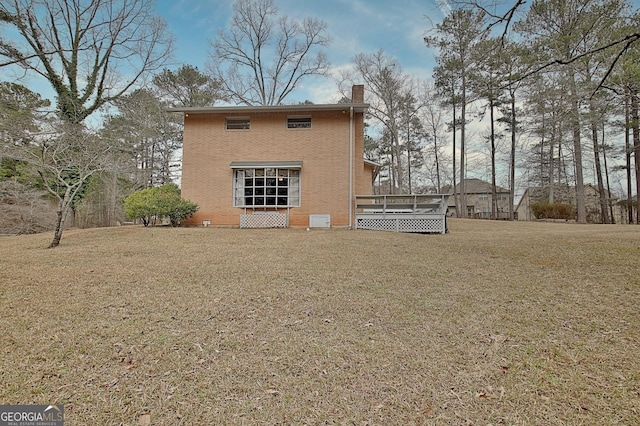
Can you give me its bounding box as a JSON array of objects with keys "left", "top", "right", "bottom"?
[{"left": 355, "top": 194, "right": 448, "bottom": 234}]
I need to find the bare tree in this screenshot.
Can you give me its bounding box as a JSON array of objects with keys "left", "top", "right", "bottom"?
[
  {"left": 0, "top": 0, "right": 173, "bottom": 124},
  {"left": 5, "top": 121, "right": 114, "bottom": 247},
  {"left": 209, "top": 0, "right": 330, "bottom": 106},
  {"left": 419, "top": 81, "right": 448, "bottom": 194},
  {"left": 345, "top": 50, "right": 413, "bottom": 192}
]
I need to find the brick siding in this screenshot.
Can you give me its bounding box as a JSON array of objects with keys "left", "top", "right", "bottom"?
[{"left": 181, "top": 105, "right": 371, "bottom": 227}]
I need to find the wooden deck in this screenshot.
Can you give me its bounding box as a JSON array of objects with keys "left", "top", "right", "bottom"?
[{"left": 355, "top": 194, "right": 449, "bottom": 234}]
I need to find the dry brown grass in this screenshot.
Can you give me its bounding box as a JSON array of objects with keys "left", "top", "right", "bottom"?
[{"left": 1, "top": 219, "right": 638, "bottom": 425}]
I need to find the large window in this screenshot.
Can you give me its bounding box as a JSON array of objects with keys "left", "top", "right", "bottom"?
[{"left": 234, "top": 168, "right": 300, "bottom": 207}]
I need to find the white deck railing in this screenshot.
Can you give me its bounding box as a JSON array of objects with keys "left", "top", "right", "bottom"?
[{"left": 355, "top": 194, "right": 448, "bottom": 234}]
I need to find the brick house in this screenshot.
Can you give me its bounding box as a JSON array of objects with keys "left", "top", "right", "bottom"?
[
  {"left": 444, "top": 178, "right": 511, "bottom": 219},
  {"left": 169, "top": 85, "right": 377, "bottom": 228}
]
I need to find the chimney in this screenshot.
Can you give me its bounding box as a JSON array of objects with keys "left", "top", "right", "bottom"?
[{"left": 352, "top": 84, "right": 364, "bottom": 103}]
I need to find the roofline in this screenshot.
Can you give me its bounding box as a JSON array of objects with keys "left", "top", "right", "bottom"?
[
  {"left": 364, "top": 158, "right": 381, "bottom": 167},
  {"left": 167, "top": 103, "right": 370, "bottom": 114}
]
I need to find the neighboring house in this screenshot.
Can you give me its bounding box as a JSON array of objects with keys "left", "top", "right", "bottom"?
[
  {"left": 444, "top": 178, "right": 511, "bottom": 219},
  {"left": 516, "top": 184, "right": 620, "bottom": 223},
  {"left": 169, "top": 85, "right": 377, "bottom": 228}
]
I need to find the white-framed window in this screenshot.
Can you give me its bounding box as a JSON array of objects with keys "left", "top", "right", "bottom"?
[
  {"left": 226, "top": 117, "right": 250, "bottom": 130},
  {"left": 234, "top": 168, "right": 300, "bottom": 207},
  {"left": 287, "top": 116, "right": 311, "bottom": 129},
  {"left": 478, "top": 193, "right": 488, "bottom": 201}
]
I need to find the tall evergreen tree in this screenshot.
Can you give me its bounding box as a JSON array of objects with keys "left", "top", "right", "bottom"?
[{"left": 426, "top": 9, "right": 486, "bottom": 217}]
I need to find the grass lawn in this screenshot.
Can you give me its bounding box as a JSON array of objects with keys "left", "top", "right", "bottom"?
[{"left": 0, "top": 219, "right": 638, "bottom": 425}]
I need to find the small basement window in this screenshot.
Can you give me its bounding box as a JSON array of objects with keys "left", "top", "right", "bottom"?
[
  {"left": 226, "top": 117, "right": 250, "bottom": 130},
  {"left": 287, "top": 116, "right": 311, "bottom": 129}
]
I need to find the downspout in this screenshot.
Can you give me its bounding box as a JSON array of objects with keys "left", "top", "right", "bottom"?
[{"left": 349, "top": 106, "right": 354, "bottom": 229}]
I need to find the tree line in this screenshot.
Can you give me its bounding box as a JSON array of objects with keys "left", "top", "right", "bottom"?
[
  {"left": 350, "top": 0, "right": 639, "bottom": 224},
  {"left": 425, "top": 0, "right": 640, "bottom": 223}
]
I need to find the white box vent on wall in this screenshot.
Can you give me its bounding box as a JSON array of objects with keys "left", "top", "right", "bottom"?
[{"left": 309, "top": 214, "right": 331, "bottom": 228}]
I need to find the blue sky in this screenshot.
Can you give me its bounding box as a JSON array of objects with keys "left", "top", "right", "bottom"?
[{"left": 155, "top": 0, "right": 448, "bottom": 103}]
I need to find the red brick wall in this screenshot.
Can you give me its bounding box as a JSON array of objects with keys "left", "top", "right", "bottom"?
[{"left": 181, "top": 107, "right": 370, "bottom": 227}]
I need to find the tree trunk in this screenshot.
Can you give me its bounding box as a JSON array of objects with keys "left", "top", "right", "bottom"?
[
  {"left": 50, "top": 209, "right": 64, "bottom": 248},
  {"left": 406, "top": 111, "right": 413, "bottom": 194},
  {"left": 394, "top": 130, "right": 403, "bottom": 193},
  {"left": 548, "top": 136, "right": 554, "bottom": 203},
  {"left": 625, "top": 93, "right": 633, "bottom": 224},
  {"left": 509, "top": 91, "right": 516, "bottom": 221},
  {"left": 49, "top": 190, "right": 73, "bottom": 248},
  {"left": 389, "top": 139, "right": 397, "bottom": 194},
  {"left": 111, "top": 171, "right": 118, "bottom": 226},
  {"left": 589, "top": 105, "right": 609, "bottom": 223},
  {"left": 451, "top": 102, "right": 459, "bottom": 217},
  {"left": 601, "top": 123, "right": 614, "bottom": 224},
  {"left": 489, "top": 99, "right": 497, "bottom": 220},
  {"left": 434, "top": 132, "right": 442, "bottom": 194},
  {"left": 460, "top": 86, "right": 467, "bottom": 218},
  {"left": 632, "top": 93, "right": 640, "bottom": 224},
  {"left": 568, "top": 67, "right": 586, "bottom": 223}
]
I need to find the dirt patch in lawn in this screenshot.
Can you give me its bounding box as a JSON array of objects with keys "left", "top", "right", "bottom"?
[{"left": 1, "top": 219, "right": 638, "bottom": 425}]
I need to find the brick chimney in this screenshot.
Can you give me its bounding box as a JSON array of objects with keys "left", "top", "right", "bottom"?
[{"left": 352, "top": 84, "right": 364, "bottom": 103}]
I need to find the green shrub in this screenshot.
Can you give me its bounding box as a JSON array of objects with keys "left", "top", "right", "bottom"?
[
  {"left": 530, "top": 201, "right": 575, "bottom": 220},
  {"left": 124, "top": 184, "right": 198, "bottom": 226}
]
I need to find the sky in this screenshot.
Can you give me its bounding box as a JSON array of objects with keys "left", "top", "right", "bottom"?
[{"left": 154, "top": 0, "right": 448, "bottom": 104}]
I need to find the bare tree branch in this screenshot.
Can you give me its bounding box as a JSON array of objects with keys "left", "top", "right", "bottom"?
[
  {"left": 455, "top": 0, "right": 640, "bottom": 92},
  {"left": 514, "top": 32, "right": 640, "bottom": 90},
  {"left": 0, "top": 0, "right": 173, "bottom": 123},
  {"left": 209, "top": 0, "right": 330, "bottom": 105}
]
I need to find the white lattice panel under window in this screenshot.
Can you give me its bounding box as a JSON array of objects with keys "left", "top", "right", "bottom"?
[
  {"left": 240, "top": 213, "right": 289, "bottom": 228},
  {"left": 356, "top": 218, "right": 446, "bottom": 234}
]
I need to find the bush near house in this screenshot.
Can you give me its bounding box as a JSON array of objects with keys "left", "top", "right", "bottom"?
[
  {"left": 530, "top": 201, "right": 575, "bottom": 220},
  {"left": 123, "top": 184, "right": 198, "bottom": 227}
]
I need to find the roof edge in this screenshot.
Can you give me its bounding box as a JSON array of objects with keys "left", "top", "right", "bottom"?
[{"left": 167, "top": 103, "right": 369, "bottom": 114}]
